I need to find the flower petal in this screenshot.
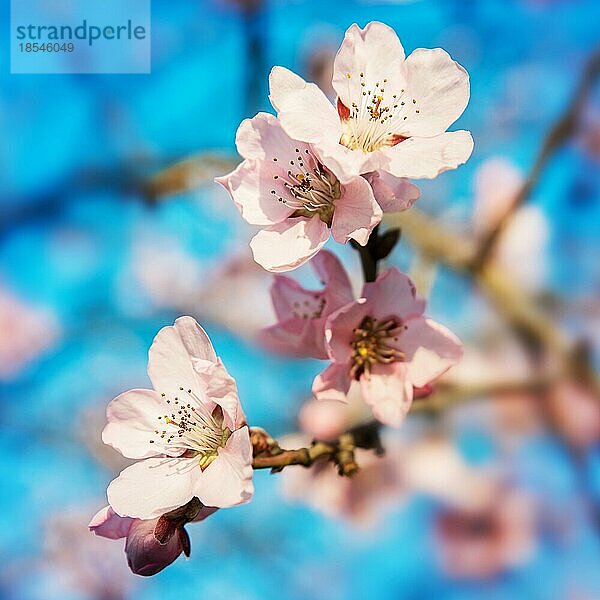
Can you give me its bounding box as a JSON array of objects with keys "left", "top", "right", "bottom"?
[
  {"left": 360, "top": 363, "right": 413, "bottom": 427},
  {"left": 312, "top": 362, "right": 351, "bottom": 402},
  {"left": 364, "top": 171, "right": 421, "bottom": 213},
  {"left": 270, "top": 274, "right": 325, "bottom": 322},
  {"left": 311, "top": 250, "right": 354, "bottom": 307},
  {"left": 401, "top": 317, "right": 463, "bottom": 388},
  {"left": 332, "top": 22, "right": 407, "bottom": 113},
  {"left": 89, "top": 505, "right": 133, "bottom": 540},
  {"left": 299, "top": 398, "right": 349, "bottom": 440},
  {"left": 381, "top": 130, "right": 474, "bottom": 179},
  {"left": 215, "top": 158, "right": 293, "bottom": 226},
  {"left": 250, "top": 217, "right": 329, "bottom": 272},
  {"left": 399, "top": 48, "right": 470, "bottom": 138},
  {"left": 194, "top": 358, "right": 246, "bottom": 430},
  {"left": 107, "top": 457, "right": 199, "bottom": 520},
  {"left": 102, "top": 389, "right": 171, "bottom": 460},
  {"left": 259, "top": 318, "right": 328, "bottom": 359},
  {"left": 147, "top": 316, "right": 216, "bottom": 398},
  {"left": 325, "top": 297, "right": 369, "bottom": 362},
  {"left": 472, "top": 158, "right": 523, "bottom": 238},
  {"left": 362, "top": 268, "right": 425, "bottom": 322},
  {"left": 269, "top": 66, "right": 341, "bottom": 147},
  {"left": 331, "top": 176, "right": 382, "bottom": 245},
  {"left": 193, "top": 427, "right": 254, "bottom": 508}
]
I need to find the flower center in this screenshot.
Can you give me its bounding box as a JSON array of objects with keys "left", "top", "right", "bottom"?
[
  {"left": 270, "top": 148, "right": 341, "bottom": 226},
  {"left": 338, "top": 73, "right": 416, "bottom": 153},
  {"left": 151, "top": 387, "right": 232, "bottom": 471},
  {"left": 349, "top": 315, "right": 404, "bottom": 379}
]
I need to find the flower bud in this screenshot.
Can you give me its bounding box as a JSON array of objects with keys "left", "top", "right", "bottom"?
[{"left": 125, "top": 519, "right": 184, "bottom": 577}]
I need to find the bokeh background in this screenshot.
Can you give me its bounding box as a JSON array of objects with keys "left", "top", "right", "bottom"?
[{"left": 2, "top": 0, "right": 600, "bottom": 598}]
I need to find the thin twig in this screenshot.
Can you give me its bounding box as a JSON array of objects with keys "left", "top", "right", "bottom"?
[{"left": 475, "top": 44, "right": 600, "bottom": 268}]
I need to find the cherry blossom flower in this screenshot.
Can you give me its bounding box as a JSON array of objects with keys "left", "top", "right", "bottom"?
[
  {"left": 471, "top": 158, "right": 548, "bottom": 293},
  {"left": 279, "top": 433, "right": 406, "bottom": 528},
  {"left": 299, "top": 382, "right": 373, "bottom": 440},
  {"left": 200, "top": 249, "right": 275, "bottom": 338},
  {"left": 434, "top": 487, "right": 536, "bottom": 579},
  {"left": 216, "top": 112, "right": 383, "bottom": 272},
  {"left": 103, "top": 316, "right": 253, "bottom": 520},
  {"left": 402, "top": 437, "right": 537, "bottom": 578},
  {"left": 43, "top": 508, "right": 135, "bottom": 598},
  {"left": 90, "top": 502, "right": 217, "bottom": 576},
  {"left": 0, "top": 285, "right": 60, "bottom": 381},
  {"left": 258, "top": 250, "right": 354, "bottom": 358},
  {"left": 313, "top": 268, "right": 462, "bottom": 426},
  {"left": 269, "top": 21, "right": 473, "bottom": 181},
  {"left": 547, "top": 379, "right": 600, "bottom": 450},
  {"left": 403, "top": 437, "right": 496, "bottom": 510}
]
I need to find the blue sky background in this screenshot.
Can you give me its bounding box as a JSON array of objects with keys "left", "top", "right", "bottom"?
[{"left": 2, "top": 0, "right": 600, "bottom": 598}]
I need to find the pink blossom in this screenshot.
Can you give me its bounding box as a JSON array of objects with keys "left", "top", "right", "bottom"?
[
  {"left": 269, "top": 21, "right": 473, "bottom": 182},
  {"left": 404, "top": 437, "right": 496, "bottom": 510},
  {"left": 0, "top": 285, "right": 60, "bottom": 380},
  {"left": 363, "top": 170, "right": 421, "bottom": 213},
  {"left": 200, "top": 249, "right": 276, "bottom": 338},
  {"left": 299, "top": 382, "right": 373, "bottom": 440},
  {"left": 547, "top": 379, "right": 600, "bottom": 450},
  {"left": 471, "top": 158, "right": 548, "bottom": 292},
  {"left": 216, "top": 112, "right": 383, "bottom": 272},
  {"left": 90, "top": 503, "right": 217, "bottom": 576},
  {"left": 103, "top": 316, "right": 253, "bottom": 520},
  {"left": 435, "top": 487, "right": 536, "bottom": 579},
  {"left": 313, "top": 268, "right": 462, "bottom": 426},
  {"left": 258, "top": 250, "right": 354, "bottom": 359},
  {"left": 43, "top": 508, "right": 135, "bottom": 598},
  {"left": 280, "top": 433, "right": 406, "bottom": 528}
]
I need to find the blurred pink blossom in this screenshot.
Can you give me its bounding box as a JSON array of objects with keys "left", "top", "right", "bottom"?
[
  {"left": 43, "top": 508, "right": 135, "bottom": 598},
  {"left": 299, "top": 382, "right": 373, "bottom": 440},
  {"left": 547, "top": 379, "right": 600, "bottom": 450},
  {"left": 259, "top": 250, "right": 354, "bottom": 359},
  {"left": 0, "top": 285, "right": 60, "bottom": 380},
  {"left": 280, "top": 433, "right": 406, "bottom": 528},
  {"left": 435, "top": 486, "right": 536, "bottom": 579},
  {"left": 200, "top": 249, "right": 275, "bottom": 338},
  {"left": 103, "top": 317, "right": 253, "bottom": 519},
  {"left": 471, "top": 157, "right": 549, "bottom": 292},
  {"left": 402, "top": 438, "right": 537, "bottom": 579},
  {"left": 404, "top": 437, "right": 497, "bottom": 510},
  {"left": 270, "top": 21, "right": 473, "bottom": 181},
  {"left": 216, "top": 112, "right": 382, "bottom": 272},
  {"left": 313, "top": 268, "right": 462, "bottom": 426}
]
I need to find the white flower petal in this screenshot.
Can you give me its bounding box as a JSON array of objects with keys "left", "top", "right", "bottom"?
[
  {"left": 399, "top": 48, "right": 470, "bottom": 138},
  {"left": 331, "top": 176, "right": 382, "bottom": 245},
  {"left": 147, "top": 316, "right": 216, "bottom": 398},
  {"left": 381, "top": 130, "right": 474, "bottom": 179},
  {"left": 107, "top": 457, "right": 199, "bottom": 520},
  {"left": 102, "top": 389, "right": 172, "bottom": 460},
  {"left": 250, "top": 217, "right": 329, "bottom": 272},
  {"left": 193, "top": 427, "right": 254, "bottom": 508},
  {"left": 269, "top": 66, "right": 341, "bottom": 147},
  {"left": 333, "top": 22, "right": 407, "bottom": 110}
]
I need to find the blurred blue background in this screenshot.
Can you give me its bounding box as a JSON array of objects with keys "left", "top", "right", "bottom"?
[{"left": 2, "top": 0, "right": 600, "bottom": 598}]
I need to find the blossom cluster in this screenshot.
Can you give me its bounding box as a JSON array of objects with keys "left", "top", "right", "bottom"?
[
  {"left": 91, "top": 20, "right": 470, "bottom": 576},
  {"left": 217, "top": 21, "right": 472, "bottom": 272}
]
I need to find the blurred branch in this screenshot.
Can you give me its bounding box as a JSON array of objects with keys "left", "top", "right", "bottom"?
[
  {"left": 475, "top": 44, "right": 600, "bottom": 268},
  {"left": 143, "top": 153, "right": 237, "bottom": 201},
  {"left": 388, "top": 208, "right": 600, "bottom": 398},
  {"left": 411, "top": 377, "right": 551, "bottom": 414}
]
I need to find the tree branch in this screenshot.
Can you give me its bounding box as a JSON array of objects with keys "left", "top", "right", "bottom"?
[{"left": 474, "top": 44, "right": 600, "bottom": 268}]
